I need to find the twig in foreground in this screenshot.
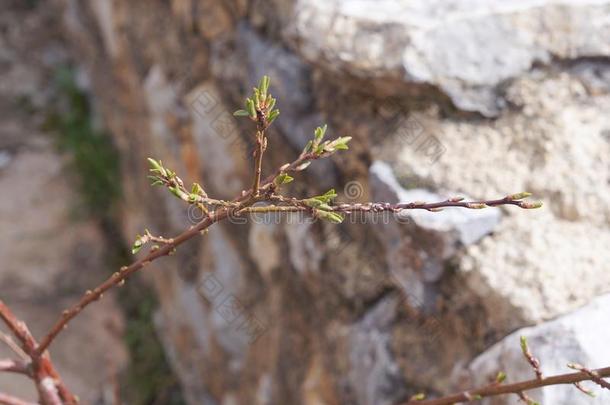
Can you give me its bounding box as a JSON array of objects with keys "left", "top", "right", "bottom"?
[{"left": 402, "top": 366, "right": 610, "bottom": 405}]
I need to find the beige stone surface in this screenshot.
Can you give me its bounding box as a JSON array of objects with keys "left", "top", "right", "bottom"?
[
  {"left": 0, "top": 3, "right": 127, "bottom": 402},
  {"left": 56, "top": 0, "right": 610, "bottom": 403}
]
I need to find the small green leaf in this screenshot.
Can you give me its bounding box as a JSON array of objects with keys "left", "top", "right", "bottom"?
[
  {"left": 267, "top": 96, "right": 276, "bottom": 111},
  {"left": 316, "top": 189, "right": 337, "bottom": 204},
  {"left": 233, "top": 109, "right": 250, "bottom": 117},
  {"left": 268, "top": 109, "right": 280, "bottom": 124},
  {"left": 522, "top": 201, "right": 543, "bottom": 209},
  {"left": 259, "top": 75, "right": 270, "bottom": 97},
  {"left": 508, "top": 192, "right": 532, "bottom": 200},
  {"left": 147, "top": 158, "right": 166, "bottom": 176},
  {"left": 303, "top": 198, "right": 323, "bottom": 208},
  {"left": 147, "top": 175, "right": 163, "bottom": 186},
  {"left": 131, "top": 234, "right": 148, "bottom": 254},
  {"left": 495, "top": 371, "right": 507, "bottom": 383},
  {"left": 169, "top": 186, "right": 186, "bottom": 200},
  {"left": 191, "top": 182, "right": 206, "bottom": 196},
  {"left": 332, "top": 136, "right": 352, "bottom": 150},
  {"left": 304, "top": 189, "right": 338, "bottom": 207},
  {"left": 316, "top": 210, "right": 344, "bottom": 224},
  {"left": 303, "top": 140, "right": 313, "bottom": 154},
  {"left": 410, "top": 393, "right": 426, "bottom": 401},
  {"left": 246, "top": 98, "right": 256, "bottom": 117},
  {"left": 314, "top": 124, "right": 327, "bottom": 145},
  {"left": 520, "top": 336, "right": 528, "bottom": 351},
  {"left": 274, "top": 173, "right": 294, "bottom": 186}
]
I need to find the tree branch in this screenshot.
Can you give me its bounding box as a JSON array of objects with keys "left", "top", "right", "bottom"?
[
  {"left": 0, "top": 359, "right": 30, "bottom": 376},
  {"left": 0, "top": 74, "right": 551, "bottom": 405},
  {"left": 0, "top": 302, "right": 37, "bottom": 357},
  {"left": 0, "top": 392, "right": 38, "bottom": 405},
  {"left": 34, "top": 209, "right": 229, "bottom": 357},
  {"left": 0, "top": 302, "right": 76, "bottom": 405},
  {"left": 252, "top": 130, "right": 266, "bottom": 196},
  {"left": 235, "top": 194, "right": 541, "bottom": 217},
  {"left": 403, "top": 367, "right": 610, "bottom": 405}
]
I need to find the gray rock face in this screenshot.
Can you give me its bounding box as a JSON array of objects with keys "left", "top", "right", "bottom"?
[
  {"left": 371, "top": 160, "right": 502, "bottom": 246},
  {"left": 0, "top": 3, "right": 127, "bottom": 403},
  {"left": 456, "top": 294, "right": 610, "bottom": 404},
  {"left": 58, "top": 0, "right": 610, "bottom": 404},
  {"left": 369, "top": 159, "right": 501, "bottom": 308},
  {"left": 289, "top": 0, "right": 610, "bottom": 115},
  {"left": 348, "top": 296, "right": 407, "bottom": 405}
]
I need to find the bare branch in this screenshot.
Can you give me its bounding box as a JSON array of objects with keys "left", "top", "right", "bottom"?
[
  {"left": 0, "top": 332, "right": 29, "bottom": 361},
  {"left": 35, "top": 209, "right": 228, "bottom": 357},
  {"left": 252, "top": 130, "right": 266, "bottom": 196},
  {"left": 0, "top": 359, "right": 30, "bottom": 377},
  {"left": 402, "top": 366, "right": 610, "bottom": 405},
  {"left": 0, "top": 392, "right": 38, "bottom": 405},
  {"left": 521, "top": 336, "right": 543, "bottom": 380},
  {"left": 7, "top": 74, "right": 550, "bottom": 405},
  {"left": 568, "top": 363, "right": 610, "bottom": 391},
  {"left": 0, "top": 301, "right": 37, "bottom": 356},
  {"left": 235, "top": 194, "right": 542, "bottom": 217}
]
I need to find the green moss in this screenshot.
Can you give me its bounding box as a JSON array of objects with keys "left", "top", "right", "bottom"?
[
  {"left": 45, "top": 66, "right": 185, "bottom": 405},
  {"left": 45, "top": 67, "right": 121, "bottom": 220}
]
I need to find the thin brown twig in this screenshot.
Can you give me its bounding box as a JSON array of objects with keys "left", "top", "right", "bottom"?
[
  {"left": 0, "top": 302, "right": 37, "bottom": 356},
  {"left": 0, "top": 392, "right": 38, "bottom": 405},
  {"left": 516, "top": 391, "right": 537, "bottom": 404},
  {"left": 573, "top": 381, "right": 595, "bottom": 397},
  {"left": 0, "top": 359, "right": 30, "bottom": 376},
  {"left": 34, "top": 142, "right": 317, "bottom": 359},
  {"left": 568, "top": 363, "right": 610, "bottom": 391},
  {"left": 251, "top": 130, "right": 265, "bottom": 196},
  {"left": 521, "top": 336, "right": 543, "bottom": 380},
  {"left": 0, "top": 332, "right": 29, "bottom": 361},
  {"left": 402, "top": 366, "right": 610, "bottom": 405},
  {"left": 234, "top": 194, "right": 540, "bottom": 216},
  {"left": 5, "top": 76, "right": 549, "bottom": 404},
  {"left": 34, "top": 209, "right": 229, "bottom": 357},
  {"left": 0, "top": 302, "right": 76, "bottom": 405}
]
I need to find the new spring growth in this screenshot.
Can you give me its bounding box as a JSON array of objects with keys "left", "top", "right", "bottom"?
[
  {"left": 131, "top": 230, "right": 151, "bottom": 254},
  {"left": 303, "top": 124, "right": 352, "bottom": 157},
  {"left": 508, "top": 192, "right": 543, "bottom": 209},
  {"left": 495, "top": 371, "right": 507, "bottom": 384},
  {"left": 303, "top": 189, "right": 345, "bottom": 224},
  {"left": 520, "top": 336, "right": 543, "bottom": 379},
  {"left": 233, "top": 75, "right": 279, "bottom": 126},
  {"left": 0, "top": 74, "right": 559, "bottom": 405},
  {"left": 273, "top": 173, "right": 294, "bottom": 187}
]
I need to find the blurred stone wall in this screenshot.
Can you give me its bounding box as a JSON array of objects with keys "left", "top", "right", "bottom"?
[{"left": 57, "top": 1, "right": 610, "bottom": 404}]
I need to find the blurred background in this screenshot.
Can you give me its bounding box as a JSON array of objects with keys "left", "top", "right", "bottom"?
[{"left": 0, "top": 1, "right": 609, "bottom": 404}]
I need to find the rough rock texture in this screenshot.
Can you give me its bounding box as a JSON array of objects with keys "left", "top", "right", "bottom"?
[
  {"left": 455, "top": 294, "right": 610, "bottom": 404},
  {"left": 291, "top": 0, "right": 610, "bottom": 116},
  {"left": 57, "top": 0, "right": 610, "bottom": 403},
  {"left": 0, "top": 3, "right": 127, "bottom": 402}
]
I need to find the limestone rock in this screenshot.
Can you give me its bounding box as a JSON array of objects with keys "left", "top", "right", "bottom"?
[
  {"left": 289, "top": 0, "right": 610, "bottom": 115},
  {"left": 456, "top": 294, "right": 610, "bottom": 404},
  {"left": 56, "top": 0, "right": 610, "bottom": 403}
]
